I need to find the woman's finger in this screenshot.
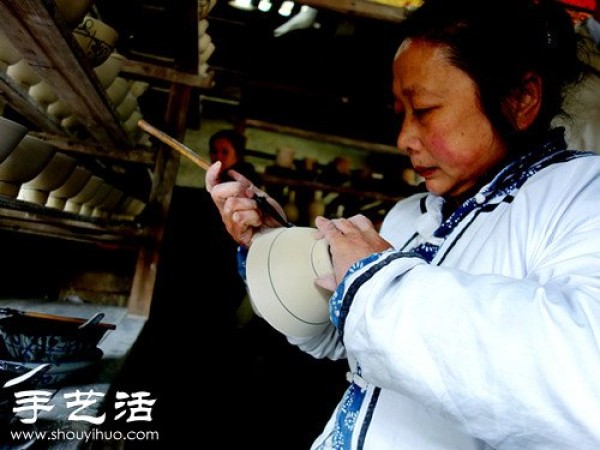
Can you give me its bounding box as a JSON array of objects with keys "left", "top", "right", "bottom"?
[
  {"left": 205, "top": 161, "right": 222, "bottom": 193},
  {"left": 347, "top": 214, "right": 374, "bottom": 231}
]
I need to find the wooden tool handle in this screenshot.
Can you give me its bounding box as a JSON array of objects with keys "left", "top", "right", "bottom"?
[
  {"left": 137, "top": 119, "right": 212, "bottom": 170},
  {"left": 0, "top": 308, "right": 116, "bottom": 330}
]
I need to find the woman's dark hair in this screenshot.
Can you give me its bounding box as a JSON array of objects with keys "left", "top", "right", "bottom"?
[
  {"left": 209, "top": 129, "right": 247, "bottom": 159},
  {"left": 399, "top": 0, "right": 582, "bottom": 147}
]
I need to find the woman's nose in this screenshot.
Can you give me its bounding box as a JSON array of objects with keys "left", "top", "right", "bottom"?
[{"left": 396, "top": 121, "right": 415, "bottom": 154}]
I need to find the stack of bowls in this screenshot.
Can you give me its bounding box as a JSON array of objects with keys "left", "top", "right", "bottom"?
[
  {"left": 46, "top": 166, "right": 92, "bottom": 210},
  {"left": 0, "top": 116, "right": 28, "bottom": 165},
  {"left": 0, "top": 135, "right": 56, "bottom": 198},
  {"left": 63, "top": 175, "right": 103, "bottom": 214},
  {"left": 46, "top": 166, "right": 92, "bottom": 209},
  {"left": 17, "top": 152, "right": 78, "bottom": 205}
]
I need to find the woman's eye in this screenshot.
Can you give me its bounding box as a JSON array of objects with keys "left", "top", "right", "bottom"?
[{"left": 413, "top": 108, "right": 431, "bottom": 119}]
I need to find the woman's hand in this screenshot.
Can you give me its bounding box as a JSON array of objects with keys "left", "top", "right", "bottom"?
[
  {"left": 315, "top": 214, "right": 393, "bottom": 291},
  {"left": 206, "top": 161, "right": 286, "bottom": 246}
]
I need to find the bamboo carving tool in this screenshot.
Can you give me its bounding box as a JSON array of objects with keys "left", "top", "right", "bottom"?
[
  {"left": 137, "top": 119, "right": 293, "bottom": 227},
  {"left": 137, "top": 119, "right": 211, "bottom": 170}
]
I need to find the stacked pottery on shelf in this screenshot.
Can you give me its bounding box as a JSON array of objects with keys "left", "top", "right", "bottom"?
[
  {"left": 46, "top": 166, "right": 93, "bottom": 210},
  {"left": 198, "top": 0, "right": 218, "bottom": 85},
  {"left": 17, "top": 153, "right": 78, "bottom": 205},
  {"left": 63, "top": 175, "right": 103, "bottom": 214},
  {"left": 0, "top": 133, "right": 56, "bottom": 199},
  {"left": 0, "top": 116, "right": 28, "bottom": 167}
]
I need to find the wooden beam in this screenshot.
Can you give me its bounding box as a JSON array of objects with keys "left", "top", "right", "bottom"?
[
  {"left": 244, "top": 118, "right": 404, "bottom": 155},
  {"left": 0, "top": 205, "right": 144, "bottom": 247},
  {"left": 128, "top": 84, "right": 188, "bottom": 318},
  {"left": 120, "top": 58, "right": 215, "bottom": 89},
  {"left": 295, "top": 0, "right": 409, "bottom": 22},
  {"left": 31, "top": 132, "right": 156, "bottom": 166}
]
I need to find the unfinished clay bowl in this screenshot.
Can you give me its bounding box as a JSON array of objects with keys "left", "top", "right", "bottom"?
[
  {"left": 18, "top": 152, "right": 77, "bottom": 204},
  {"left": 46, "top": 166, "right": 92, "bottom": 209},
  {"left": 0, "top": 135, "right": 56, "bottom": 198},
  {"left": 0, "top": 116, "right": 28, "bottom": 165},
  {"left": 246, "top": 226, "right": 333, "bottom": 337}
]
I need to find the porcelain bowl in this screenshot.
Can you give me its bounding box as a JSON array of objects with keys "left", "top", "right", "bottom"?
[
  {"left": 18, "top": 152, "right": 77, "bottom": 204},
  {"left": 0, "top": 134, "right": 56, "bottom": 198},
  {"left": 0, "top": 116, "right": 28, "bottom": 164},
  {"left": 0, "top": 314, "right": 112, "bottom": 363},
  {"left": 6, "top": 59, "right": 41, "bottom": 87},
  {"left": 63, "top": 175, "right": 103, "bottom": 213},
  {"left": 72, "top": 16, "right": 118, "bottom": 67},
  {"left": 46, "top": 165, "right": 92, "bottom": 209},
  {"left": 93, "top": 51, "right": 124, "bottom": 88},
  {"left": 29, "top": 80, "right": 59, "bottom": 105},
  {"left": 246, "top": 226, "right": 333, "bottom": 337}
]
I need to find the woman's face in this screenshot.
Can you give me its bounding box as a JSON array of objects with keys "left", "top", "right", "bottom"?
[
  {"left": 393, "top": 39, "right": 508, "bottom": 199},
  {"left": 209, "top": 138, "right": 239, "bottom": 170}
]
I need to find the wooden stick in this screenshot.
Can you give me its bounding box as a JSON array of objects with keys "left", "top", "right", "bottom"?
[
  {"left": 0, "top": 308, "right": 116, "bottom": 330},
  {"left": 137, "top": 119, "right": 212, "bottom": 170}
]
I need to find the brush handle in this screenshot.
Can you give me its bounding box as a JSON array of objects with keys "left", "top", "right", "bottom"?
[
  {"left": 0, "top": 308, "right": 116, "bottom": 330},
  {"left": 137, "top": 119, "right": 211, "bottom": 170}
]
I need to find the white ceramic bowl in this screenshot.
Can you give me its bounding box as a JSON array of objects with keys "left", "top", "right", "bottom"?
[
  {"left": 246, "top": 226, "right": 333, "bottom": 337},
  {"left": 0, "top": 116, "right": 28, "bottom": 164},
  {"left": 18, "top": 152, "right": 77, "bottom": 204},
  {"left": 111, "top": 196, "right": 146, "bottom": 220},
  {"left": 116, "top": 92, "right": 138, "bottom": 121},
  {"left": 79, "top": 182, "right": 112, "bottom": 215},
  {"left": 46, "top": 166, "right": 92, "bottom": 209},
  {"left": 0, "top": 135, "right": 56, "bottom": 198},
  {"left": 6, "top": 60, "right": 41, "bottom": 87},
  {"left": 64, "top": 175, "right": 103, "bottom": 213},
  {"left": 93, "top": 52, "right": 124, "bottom": 88},
  {"left": 105, "top": 76, "right": 130, "bottom": 105},
  {"left": 29, "top": 81, "right": 59, "bottom": 105},
  {"left": 47, "top": 100, "right": 72, "bottom": 119},
  {"left": 72, "top": 16, "right": 118, "bottom": 67}
]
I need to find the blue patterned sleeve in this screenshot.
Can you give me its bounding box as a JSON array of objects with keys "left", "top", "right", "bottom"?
[{"left": 236, "top": 245, "right": 249, "bottom": 282}]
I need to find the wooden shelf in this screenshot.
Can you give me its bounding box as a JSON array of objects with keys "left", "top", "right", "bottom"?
[
  {"left": 261, "top": 173, "right": 404, "bottom": 203},
  {"left": 0, "top": 0, "right": 202, "bottom": 318},
  {"left": 0, "top": 204, "right": 145, "bottom": 248}
]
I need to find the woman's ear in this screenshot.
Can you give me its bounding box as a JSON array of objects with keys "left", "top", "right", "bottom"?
[{"left": 502, "top": 71, "right": 542, "bottom": 131}]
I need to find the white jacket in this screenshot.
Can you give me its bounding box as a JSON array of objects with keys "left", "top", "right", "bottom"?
[{"left": 288, "top": 144, "right": 600, "bottom": 449}]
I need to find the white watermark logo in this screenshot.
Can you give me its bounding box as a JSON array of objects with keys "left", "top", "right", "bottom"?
[{"left": 13, "top": 388, "right": 156, "bottom": 424}]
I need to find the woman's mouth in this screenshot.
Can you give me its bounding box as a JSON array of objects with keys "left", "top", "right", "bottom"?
[{"left": 413, "top": 166, "right": 435, "bottom": 178}]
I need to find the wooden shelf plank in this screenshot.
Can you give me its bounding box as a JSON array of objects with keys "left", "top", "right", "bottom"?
[
  {"left": 0, "top": 201, "right": 145, "bottom": 248},
  {"left": 120, "top": 57, "right": 215, "bottom": 89},
  {"left": 32, "top": 132, "right": 156, "bottom": 166}
]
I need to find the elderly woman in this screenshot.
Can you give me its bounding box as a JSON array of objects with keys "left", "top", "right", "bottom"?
[{"left": 206, "top": 0, "right": 600, "bottom": 448}]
